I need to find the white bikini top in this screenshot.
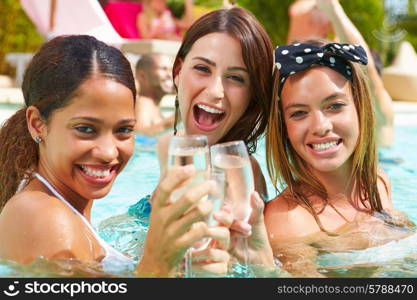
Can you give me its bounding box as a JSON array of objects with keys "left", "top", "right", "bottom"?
[{"left": 34, "top": 173, "right": 135, "bottom": 274}]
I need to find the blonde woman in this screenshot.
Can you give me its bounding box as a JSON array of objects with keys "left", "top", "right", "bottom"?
[{"left": 265, "top": 40, "right": 414, "bottom": 277}]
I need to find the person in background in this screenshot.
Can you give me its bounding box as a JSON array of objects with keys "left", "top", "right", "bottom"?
[
  {"left": 155, "top": 6, "right": 276, "bottom": 269},
  {"left": 0, "top": 35, "right": 230, "bottom": 277},
  {"left": 137, "top": 0, "right": 194, "bottom": 40},
  {"left": 134, "top": 53, "right": 176, "bottom": 136},
  {"left": 287, "top": 0, "right": 395, "bottom": 147},
  {"left": 287, "top": 0, "right": 333, "bottom": 44},
  {"left": 124, "top": 6, "right": 276, "bottom": 272},
  {"left": 265, "top": 39, "right": 414, "bottom": 277},
  {"left": 316, "top": 0, "right": 394, "bottom": 147}
]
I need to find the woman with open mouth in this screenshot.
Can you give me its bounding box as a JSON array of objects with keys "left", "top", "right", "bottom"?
[
  {"left": 157, "top": 6, "right": 274, "bottom": 203},
  {"left": 0, "top": 35, "right": 231, "bottom": 277},
  {"left": 158, "top": 6, "right": 277, "bottom": 267},
  {"left": 126, "top": 6, "right": 277, "bottom": 270}
]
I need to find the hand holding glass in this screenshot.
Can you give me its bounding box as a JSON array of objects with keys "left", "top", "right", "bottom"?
[
  {"left": 210, "top": 140, "right": 254, "bottom": 222},
  {"left": 210, "top": 140, "right": 254, "bottom": 273},
  {"left": 168, "top": 135, "right": 209, "bottom": 203},
  {"left": 167, "top": 135, "right": 215, "bottom": 277}
]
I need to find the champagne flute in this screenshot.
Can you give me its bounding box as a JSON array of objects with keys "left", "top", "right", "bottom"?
[
  {"left": 191, "top": 169, "right": 226, "bottom": 251},
  {"left": 168, "top": 135, "right": 209, "bottom": 202},
  {"left": 167, "top": 135, "right": 209, "bottom": 277},
  {"left": 210, "top": 140, "right": 254, "bottom": 274}
]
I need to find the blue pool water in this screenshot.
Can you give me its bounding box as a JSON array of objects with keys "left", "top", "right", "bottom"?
[
  {"left": 94, "top": 125, "right": 417, "bottom": 225},
  {"left": 90, "top": 136, "right": 278, "bottom": 227},
  {"left": 91, "top": 123, "right": 417, "bottom": 277},
  {"left": 0, "top": 124, "right": 415, "bottom": 277}
]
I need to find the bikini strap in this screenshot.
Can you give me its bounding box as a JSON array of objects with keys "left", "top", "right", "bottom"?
[{"left": 33, "top": 173, "right": 107, "bottom": 245}]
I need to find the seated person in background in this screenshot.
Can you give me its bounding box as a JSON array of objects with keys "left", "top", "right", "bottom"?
[
  {"left": 137, "top": 0, "right": 194, "bottom": 40},
  {"left": 135, "top": 53, "right": 176, "bottom": 136}
]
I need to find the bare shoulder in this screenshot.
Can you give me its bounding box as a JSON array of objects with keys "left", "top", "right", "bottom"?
[
  {"left": 0, "top": 191, "right": 80, "bottom": 263},
  {"left": 264, "top": 190, "right": 320, "bottom": 242},
  {"left": 377, "top": 168, "right": 393, "bottom": 210},
  {"left": 377, "top": 168, "right": 391, "bottom": 188},
  {"left": 1, "top": 190, "right": 77, "bottom": 226}
]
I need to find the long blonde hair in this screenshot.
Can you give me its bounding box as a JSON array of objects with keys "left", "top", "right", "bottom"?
[{"left": 266, "top": 47, "right": 382, "bottom": 232}]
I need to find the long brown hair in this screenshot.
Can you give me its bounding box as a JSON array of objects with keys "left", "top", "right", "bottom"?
[
  {"left": 172, "top": 6, "right": 274, "bottom": 154},
  {"left": 266, "top": 41, "right": 381, "bottom": 232},
  {"left": 0, "top": 35, "right": 136, "bottom": 211}
]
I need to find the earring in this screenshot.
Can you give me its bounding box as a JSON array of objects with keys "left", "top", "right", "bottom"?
[
  {"left": 34, "top": 136, "right": 42, "bottom": 143},
  {"left": 173, "top": 95, "right": 179, "bottom": 136}
]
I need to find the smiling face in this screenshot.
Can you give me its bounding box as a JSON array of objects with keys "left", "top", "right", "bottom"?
[
  {"left": 150, "top": 54, "right": 174, "bottom": 95},
  {"left": 174, "top": 32, "right": 251, "bottom": 145},
  {"left": 281, "top": 66, "right": 359, "bottom": 175},
  {"left": 38, "top": 77, "right": 136, "bottom": 201}
]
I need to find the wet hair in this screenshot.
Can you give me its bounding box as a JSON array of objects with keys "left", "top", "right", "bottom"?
[
  {"left": 172, "top": 6, "right": 274, "bottom": 154},
  {"left": 0, "top": 35, "right": 136, "bottom": 211},
  {"left": 266, "top": 39, "right": 382, "bottom": 233}
]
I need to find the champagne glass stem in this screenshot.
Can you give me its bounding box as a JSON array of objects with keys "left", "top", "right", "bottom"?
[
  {"left": 241, "top": 237, "right": 249, "bottom": 277},
  {"left": 185, "top": 249, "right": 193, "bottom": 278}
]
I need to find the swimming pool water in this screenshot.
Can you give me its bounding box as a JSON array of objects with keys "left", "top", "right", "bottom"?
[
  {"left": 379, "top": 125, "right": 417, "bottom": 224},
  {"left": 0, "top": 124, "right": 416, "bottom": 277},
  {"left": 90, "top": 136, "right": 278, "bottom": 227},
  {"left": 91, "top": 123, "right": 417, "bottom": 277},
  {"left": 94, "top": 125, "right": 417, "bottom": 225}
]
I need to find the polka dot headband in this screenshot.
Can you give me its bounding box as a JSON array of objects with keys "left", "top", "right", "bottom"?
[{"left": 275, "top": 42, "right": 368, "bottom": 96}]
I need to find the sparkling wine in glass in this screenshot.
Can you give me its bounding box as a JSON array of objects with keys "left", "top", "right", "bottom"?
[
  {"left": 191, "top": 169, "right": 226, "bottom": 252},
  {"left": 210, "top": 140, "right": 254, "bottom": 222},
  {"left": 167, "top": 135, "right": 210, "bottom": 277},
  {"left": 168, "top": 135, "right": 209, "bottom": 203},
  {"left": 210, "top": 140, "right": 254, "bottom": 273}
]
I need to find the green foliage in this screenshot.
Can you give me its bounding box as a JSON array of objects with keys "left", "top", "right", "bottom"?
[
  {"left": 238, "top": 0, "right": 292, "bottom": 46},
  {"left": 168, "top": 0, "right": 222, "bottom": 18},
  {"left": 398, "top": 15, "right": 417, "bottom": 49},
  {"left": 408, "top": 0, "right": 417, "bottom": 15},
  {"left": 238, "top": 0, "right": 384, "bottom": 51},
  {"left": 1, "top": 0, "right": 414, "bottom": 75},
  {"left": 167, "top": 0, "right": 186, "bottom": 18},
  {"left": 167, "top": 0, "right": 409, "bottom": 66},
  {"left": 339, "top": 0, "right": 384, "bottom": 54},
  {"left": 194, "top": 0, "right": 223, "bottom": 8},
  {"left": 0, "top": 0, "right": 44, "bottom": 76}
]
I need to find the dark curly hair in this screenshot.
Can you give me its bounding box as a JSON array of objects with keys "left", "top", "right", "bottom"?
[{"left": 0, "top": 35, "right": 136, "bottom": 211}]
